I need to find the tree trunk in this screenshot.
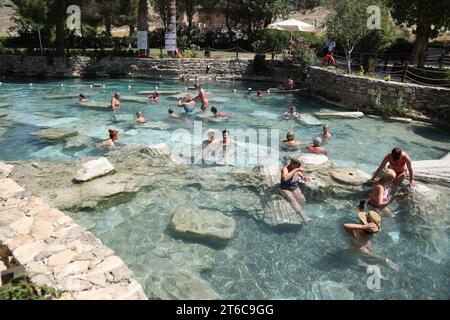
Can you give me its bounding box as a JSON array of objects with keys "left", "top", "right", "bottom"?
[
  {"left": 225, "top": 0, "right": 233, "bottom": 43},
  {"left": 55, "top": 0, "right": 65, "bottom": 56},
  {"left": 412, "top": 29, "right": 429, "bottom": 67},
  {"left": 186, "top": 3, "right": 193, "bottom": 43},
  {"left": 345, "top": 49, "right": 352, "bottom": 74},
  {"left": 138, "top": 0, "right": 149, "bottom": 56},
  {"left": 167, "top": 0, "right": 177, "bottom": 57}
]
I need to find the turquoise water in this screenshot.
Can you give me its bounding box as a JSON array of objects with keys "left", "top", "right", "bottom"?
[{"left": 0, "top": 79, "right": 449, "bottom": 299}]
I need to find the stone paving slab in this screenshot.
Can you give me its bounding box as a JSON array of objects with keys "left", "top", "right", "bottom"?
[{"left": 0, "top": 174, "right": 147, "bottom": 300}]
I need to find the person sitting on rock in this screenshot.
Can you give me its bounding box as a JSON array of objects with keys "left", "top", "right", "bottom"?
[
  {"left": 370, "top": 147, "right": 415, "bottom": 196},
  {"left": 284, "top": 106, "right": 300, "bottom": 118},
  {"left": 279, "top": 157, "right": 312, "bottom": 223},
  {"left": 365, "top": 169, "right": 404, "bottom": 217},
  {"left": 136, "top": 111, "right": 146, "bottom": 124},
  {"left": 344, "top": 206, "right": 399, "bottom": 271},
  {"left": 111, "top": 92, "right": 121, "bottom": 110},
  {"left": 97, "top": 129, "right": 119, "bottom": 148},
  {"left": 305, "top": 137, "right": 327, "bottom": 154},
  {"left": 283, "top": 132, "right": 306, "bottom": 149},
  {"left": 323, "top": 124, "right": 332, "bottom": 140}
]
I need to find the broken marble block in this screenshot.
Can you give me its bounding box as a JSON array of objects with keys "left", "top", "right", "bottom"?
[{"left": 74, "top": 157, "right": 115, "bottom": 182}]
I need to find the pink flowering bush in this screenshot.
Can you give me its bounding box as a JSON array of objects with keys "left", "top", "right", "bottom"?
[{"left": 288, "top": 36, "right": 317, "bottom": 68}]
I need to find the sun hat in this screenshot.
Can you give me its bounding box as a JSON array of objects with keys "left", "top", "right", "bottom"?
[{"left": 358, "top": 210, "right": 381, "bottom": 227}]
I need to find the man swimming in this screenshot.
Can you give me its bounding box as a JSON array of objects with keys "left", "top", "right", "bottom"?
[
  {"left": 305, "top": 137, "right": 327, "bottom": 154},
  {"left": 283, "top": 132, "right": 305, "bottom": 149}
]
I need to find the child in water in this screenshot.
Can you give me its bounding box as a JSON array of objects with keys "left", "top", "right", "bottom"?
[
  {"left": 168, "top": 108, "right": 178, "bottom": 118},
  {"left": 97, "top": 129, "right": 119, "bottom": 148},
  {"left": 150, "top": 92, "right": 159, "bottom": 102},
  {"left": 211, "top": 106, "right": 229, "bottom": 118},
  {"left": 323, "top": 124, "right": 332, "bottom": 140},
  {"left": 136, "top": 111, "right": 146, "bottom": 123}
]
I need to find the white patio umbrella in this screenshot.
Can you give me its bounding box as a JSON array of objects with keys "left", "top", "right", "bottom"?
[{"left": 267, "top": 19, "right": 315, "bottom": 40}]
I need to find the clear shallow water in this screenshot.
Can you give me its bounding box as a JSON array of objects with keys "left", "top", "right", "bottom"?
[{"left": 1, "top": 79, "right": 449, "bottom": 299}]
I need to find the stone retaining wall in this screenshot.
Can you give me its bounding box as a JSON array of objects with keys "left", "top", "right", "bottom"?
[
  {"left": 0, "top": 54, "right": 253, "bottom": 80},
  {"left": 0, "top": 168, "right": 147, "bottom": 300},
  {"left": 307, "top": 66, "right": 450, "bottom": 125}
]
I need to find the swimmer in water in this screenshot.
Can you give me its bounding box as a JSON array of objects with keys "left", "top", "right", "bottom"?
[
  {"left": 195, "top": 129, "right": 218, "bottom": 163},
  {"left": 323, "top": 124, "right": 332, "bottom": 140},
  {"left": 177, "top": 93, "right": 196, "bottom": 113},
  {"left": 211, "top": 106, "right": 229, "bottom": 118},
  {"left": 344, "top": 206, "right": 399, "bottom": 271},
  {"left": 97, "top": 129, "right": 119, "bottom": 148},
  {"left": 283, "top": 106, "right": 300, "bottom": 118},
  {"left": 168, "top": 108, "right": 179, "bottom": 118},
  {"left": 305, "top": 137, "right": 327, "bottom": 154},
  {"left": 150, "top": 92, "right": 159, "bottom": 102},
  {"left": 79, "top": 93, "right": 87, "bottom": 102},
  {"left": 256, "top": 90, "right": 262, "bottom": 97},
  {"left": 136, "top": 111, "right": 146, "bottom": 123},
  {"left": 283, "top": 132, "right": 306, "bottom": 149},
  {"left": 111, "top": 92, "right": 121, "bottom": 110}
]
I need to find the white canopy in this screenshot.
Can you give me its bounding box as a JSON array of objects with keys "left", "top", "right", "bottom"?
[{"left": 267, "top": 19, "right": 315, "bottom": 32}]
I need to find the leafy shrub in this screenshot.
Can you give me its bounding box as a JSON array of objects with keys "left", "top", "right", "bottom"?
[
  {"left": 254, "top": 29, "right": 323, "bottom": 53},
  {"left": 0, "top": 279, "right": 61, "bottom": 300},
  {"left": 289, "top": 36, "right": 317, "bottom": 68}
]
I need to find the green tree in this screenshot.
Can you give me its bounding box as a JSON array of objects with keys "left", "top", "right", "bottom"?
[
  {"left": 9, "top": 0, "right": 66, "bottom": 54},
  {"left": 324, "top": 0, "right": 392, "bottom": 73},
  {"left": 151, "top": 0, "right": 170, "bottom": 29},
  {"left": 388, "top": 0, "right": 450, "bottom": 67}
]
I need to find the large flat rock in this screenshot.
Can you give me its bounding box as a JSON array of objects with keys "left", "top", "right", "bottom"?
[
  {"left": 313, "top": 111, "right": 364, "bottom": 119},
  {"left": 0, "top": 162, "right": 14, "bottom": 178},
  {"left": 121, "top": 96, "right": 149, "bottom": 104},
  {"left": 297, "top": 114, "right": 323, "bottom": 126},
  {"left": 74, "top": 157, "right": 115, "bottom": 182},
  {"left": 412, "top": 153, "right": 450, "bottom": 186},
  {"left": 43, "top": 94, "right": 88, "bottom": 100},
  {"left": 31, "top": 128, "right": 78, "bottom": 141},
  {"left": 78, "top": 101, "right": 111, "bottom": 109},
  {"left": 171, "top": 210, "right": 236, "bottom": 243},
  {"left": 311, "top": 281, "right": 355, "bottom": 300},
  {"left": 330, "top": 168, "right": 371, "bottom": 186}
]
